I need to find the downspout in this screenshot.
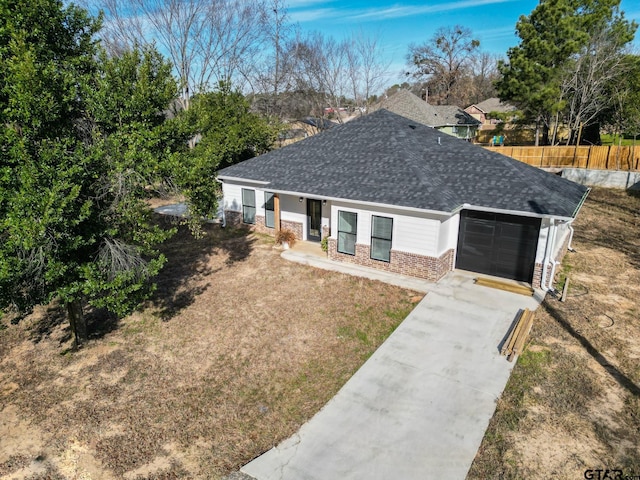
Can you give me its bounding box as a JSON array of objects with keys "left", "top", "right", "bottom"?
[
  {"left": 215, "top": 178, "right": 226, "bottom": 228},
  {"left": 567, "top": 222, "right": 576, "bottom": 252},
  {"left": 541, "top": 219, "right": 556, "bottom": 291},
  {"left": 566, "top": 187, "right": 590, "bottom": 252},
  {"left": 548, "top": 260, "right": 561, "bottom": 292}
]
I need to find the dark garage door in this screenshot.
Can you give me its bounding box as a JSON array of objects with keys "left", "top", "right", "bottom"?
[{"left": 456, "top": 210, "right": 541, "bottom": 283}]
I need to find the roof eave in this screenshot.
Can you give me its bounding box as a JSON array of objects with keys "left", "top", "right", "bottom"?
[
  {"left": 456, "top": 203, "right": 577, "bottom": 221},
  {"left": 217, "top": 175, "right": 271, "bottom": 186}
]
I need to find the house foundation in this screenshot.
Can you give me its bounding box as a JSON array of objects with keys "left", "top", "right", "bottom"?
[{"left": 328, "top": 239, "right": 454, "bottom": 282}]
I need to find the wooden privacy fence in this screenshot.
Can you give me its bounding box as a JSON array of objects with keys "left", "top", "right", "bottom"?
[{"left": 484, "top": 145, "right": 640, "bottom": 171}]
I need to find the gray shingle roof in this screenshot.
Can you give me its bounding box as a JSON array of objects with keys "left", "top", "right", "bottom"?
[
  {"left": 471, "top": 97, "right": 516, "bottom": 114},
  {"left": 372, "top": 90, "right": 480, "bottom": 127},
  {"left": 218, "top": 109, "right": 588, "bottom": 218}
]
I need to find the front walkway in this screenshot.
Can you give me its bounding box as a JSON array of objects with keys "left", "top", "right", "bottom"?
[{"left": 240, "top": 271, "right": 542, "bottom": 480}]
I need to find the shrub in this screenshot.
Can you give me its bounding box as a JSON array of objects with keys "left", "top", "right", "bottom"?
[{"left": 275, "top": 229, "right": 297, "bottom": 247}]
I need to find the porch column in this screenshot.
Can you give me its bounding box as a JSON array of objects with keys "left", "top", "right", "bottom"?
[{"left": 274, "top": 193, "right": 281, "bottom": 232}]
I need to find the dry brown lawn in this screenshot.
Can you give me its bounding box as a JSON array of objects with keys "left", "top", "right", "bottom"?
[
  {"left": 469, "top": 188, "right": 640, "bottom": 479},
  {"left": 0, "top": 218, "right": 419, "bottom": 479}
]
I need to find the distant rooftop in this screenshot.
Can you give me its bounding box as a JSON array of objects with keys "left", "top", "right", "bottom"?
[
  {"left": 372, "top": 90, "right": 480, "bottom": 128},
  {"left": 471, "top": 97, "right": 516, "bottom": 114}
]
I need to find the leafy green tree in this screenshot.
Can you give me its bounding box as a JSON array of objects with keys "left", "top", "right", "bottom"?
[
  {"left": 497, "top": 0, "right": 636, "bottom": 145},
  {"left": 601, "top": 54, "right": 640, "bottom": 143},
  {"left": 0, "top": 0, "right": 180, "bottom": 347},
  {"left": 174, "top": 83, "right": 277, "bottom": 228}
]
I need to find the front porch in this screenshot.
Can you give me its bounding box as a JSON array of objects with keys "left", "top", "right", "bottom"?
[{"left": 287, "top": 240, "right": 325, "bottom": 258}]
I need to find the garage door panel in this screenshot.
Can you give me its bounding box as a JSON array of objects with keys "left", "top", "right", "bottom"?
[
  {"left": 456, "top": 211, "right": 541, "bottom": 283},
  {"left": 463, "top": 222, "right": 495, "bottom": 236},
  {"left": 496, "top": 237, "right": 537, "bottom": 254}
]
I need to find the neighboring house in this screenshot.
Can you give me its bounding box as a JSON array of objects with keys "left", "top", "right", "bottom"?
[
  {"left": 372, "top": 90, "right": 481, "bottom": 141},
  {"left": 217, "top": 109, "right": 588, "bottom": 290},
  {"left": 465, "top": 97, "right": 517, "bottom": 129}
]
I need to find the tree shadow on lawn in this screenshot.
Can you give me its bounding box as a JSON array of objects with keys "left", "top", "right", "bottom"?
[
  {"left": 150, "top": 216, "right": 257, "bottom": 321},
  {"left": 27, "top": 303, "right": 71, "bottom": 344},
  {"left": 28, "top": 303, "right": 118, "bottom": 346},
  {"left": 576, "top": 193, "right": 640, "bottom": 269},
  {"left": 21, "top": 218, "right": 257, "bottom": 344},
  {"left": 544, "top": 300, "right": 640, "bottom": 398},
  {"left": 577, "top": 225, "right": 640, "bottom": 269}
]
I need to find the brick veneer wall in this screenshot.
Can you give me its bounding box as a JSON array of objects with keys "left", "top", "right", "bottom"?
[
  {"left": 225, "top": 210, "right": 243, "bottom": 227},
  {"left": 253, "top": 215, "right": 275, "bottom": 236},
  {"left": 327, "top": 239, "right": 454, "bottom": 282},
  {"left": 280, "top": 220, "right": 303, "bottom": 240},
  {"left": 224, "top": 210, "right": 301, "bottom": 239}
]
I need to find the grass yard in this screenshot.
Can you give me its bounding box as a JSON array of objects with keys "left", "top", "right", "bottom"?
[
  {"left": 469, "top": 188, "right": 640, "bottom": 479},
  {"left": 600, "top": 134, "right": 639, "bottom": 146},
  {"left": 0, "top": 217, "right": 419, "bottom": 479}
]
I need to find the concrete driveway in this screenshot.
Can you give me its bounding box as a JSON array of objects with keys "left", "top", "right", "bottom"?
[{"left": 241, "top": 271, "right": 542, "bottom": 480}]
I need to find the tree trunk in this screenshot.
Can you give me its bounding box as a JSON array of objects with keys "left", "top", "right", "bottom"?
[
  {"left": 66, "top": 299, "right": 87, "bottom": 348},
  {"left": 551, "top": 111, "right": 560, "bottom": 146},
  {"left": 541, "top": 123, "right": 550, "bottom": 146}
]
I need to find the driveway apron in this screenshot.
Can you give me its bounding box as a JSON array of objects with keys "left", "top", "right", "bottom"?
[{"left": 242, "top": 272, "right": 542, "bottom": 480}]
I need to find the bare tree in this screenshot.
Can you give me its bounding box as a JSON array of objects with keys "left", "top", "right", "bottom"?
[
  {"left": 345, "top": 32, "right": 390, "bottom": 114},
  {"left": 560, "top": 20, "right": 631, "bottom": 145},
  {"left": 467, "top": 52, "right": 500, "bottom": 104},
  {"left": 287, "top": 32, "right": 350, "bottom": 122},
  {"left": 91, "top": 0, "right": 265, "bottom": 106},
  {"left": 407, "top": 25, "right": 480, "bottom": 105},
  {"left": 249, "top": 0, "right": 298, "bottom": 116}
]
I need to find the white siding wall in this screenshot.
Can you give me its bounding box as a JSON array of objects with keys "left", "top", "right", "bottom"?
[
  {"left": 536, "top": 218, "right": 570, "bottom": 264},
  {"left": 279, "top": 195, "right": 330, "bottom": 240},
  {"left": 224, "top": 181, "right": 453, "bottom": 253},
  {"left": 552, "top": 222, "right": 570, "bottom": 258},
  {"left": 438, "top": 214, "right": 460, "bottom": 256},
  {"left": 330, "top": 201, "right": 447, "bottom": 257},
  {"left": 394, "top": 216, "right": 440, "bottom": 256},
  {"left": 256, "top": 190, "right": 266, "bottom": 218},
  {"left": 321, "top": 202, "right": 330, "bottom": 233},
  {"left": 222, "top": 182, "right": 243, "bottom": 212},
  {"left": 223, "top": 183, "right": 332, "bottom": 240},
  {"left": 280, "top": 194, "right": 306, "bottom": 223},
  {"left": 535, "top": 218, "right": 551, "bottom": 264}
]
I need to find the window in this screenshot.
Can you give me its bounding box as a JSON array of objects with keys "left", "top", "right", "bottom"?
[
  {"left": 242, "top": 189, "right": 255, "bottom": 224},
  {"left": 264, "top": 192, "right": 275, "bottom": 228},
  {"left": 337, "top": 211, "right": 357, "bottom": 255},
  {"left": 371, "top": 216, "right": 393, "bottom": 262}
]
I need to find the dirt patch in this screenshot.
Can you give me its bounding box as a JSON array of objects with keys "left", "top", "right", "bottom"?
[
  {"left": 469, "top": 188, "right": 640, "bottom": 479},
  {"left": 0, "top": 222, "right": 420, "bottom": 479}
]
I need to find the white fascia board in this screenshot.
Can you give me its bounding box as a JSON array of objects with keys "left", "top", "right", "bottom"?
[
  {"left": 454, "top": 203, "right": 575, "bottom": 222},
  {"left": 266, "top": 188, "right": 453, "bottom": 218},
  {"left": 217, "top": 176, "right": 270, "bottom": 186}
]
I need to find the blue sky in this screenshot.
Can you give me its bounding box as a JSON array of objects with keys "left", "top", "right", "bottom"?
[{"left": 286, "top": 0, "right": 640, "bottom": 87}]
